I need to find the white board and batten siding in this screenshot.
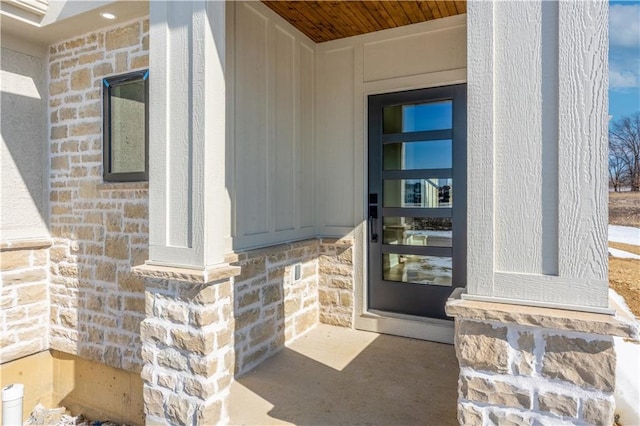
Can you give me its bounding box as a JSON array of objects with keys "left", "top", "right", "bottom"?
[
  {"left": 315, "top": 14, "right": 467, "bottom": 237},
  {"left": 230, "top": 2, "right": 466, "bottom": 250},
  {"left": 464, "top": 1, "right": 610, "bottom": 311},
  {"left": 230, "top": 1, "right": 609, "bottom": 313},
  {"left": 313, "top": 14, "right": 467, "bottom": 338},
  {"left": 230, "top": 2, "right": 316, "bottom": 250}
]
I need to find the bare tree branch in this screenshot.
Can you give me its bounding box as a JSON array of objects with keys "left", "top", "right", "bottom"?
[{"left": 609, "top": 112, "right": 640, "bottom": 191}]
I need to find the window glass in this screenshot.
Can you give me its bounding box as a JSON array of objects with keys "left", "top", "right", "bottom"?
[
  {"left": 103, "top": 70, "right": 148, "bottom": 182},
  {"left": 111, "top": 80, "right": 146, "bottom": 174},
  {"left": 383, "top": 140, "right": 452, "bottom": 170},
  {"left": 383, "top": 178, "right": 452, "bottom": 208},
  {"left": 383, "top": 217, "right": 452, "bottom": 247},
  {"left": 383, "top": 100, "right": 452, "bottom": 134},
  {"left": 383, "top": 253, "right": 452, "bottom": 286}
]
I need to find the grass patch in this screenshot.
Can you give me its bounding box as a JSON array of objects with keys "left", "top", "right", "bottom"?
[
  {"left": 609, "top": 191, "right": 640, "bottom": 227},
  {"left": 609, "top": 256, "right": 640, "bottom": 318}
]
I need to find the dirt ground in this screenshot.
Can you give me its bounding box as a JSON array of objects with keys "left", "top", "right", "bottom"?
[
  {"left": 609, "top": 257, "right": 640, "bottom": 318},
  {"left": 608, "top": 191, "right": 640, "bottom": 319},
  {"left": 609, "top": 191, "right": 640, "bottom": 227}
]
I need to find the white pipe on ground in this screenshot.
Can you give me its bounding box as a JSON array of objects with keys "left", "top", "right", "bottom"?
[{"left": 2, "top": 384, "right": 24, "bottom": 426}]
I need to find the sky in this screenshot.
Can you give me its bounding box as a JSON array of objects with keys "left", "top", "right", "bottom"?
[{"left": 609, "top": 0, "right": 640, "bottom": 121}]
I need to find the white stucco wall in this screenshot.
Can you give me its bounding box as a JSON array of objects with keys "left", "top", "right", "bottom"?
[{"left": 0, "top": 46, "right": 48, "bottom": 241}]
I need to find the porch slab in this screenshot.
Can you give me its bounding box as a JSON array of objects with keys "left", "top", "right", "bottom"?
[{"left": 229, "top": 324, "right": 459, "bottom": 425}]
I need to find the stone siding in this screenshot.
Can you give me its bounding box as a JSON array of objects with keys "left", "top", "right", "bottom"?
[
  {"left": 0, "top": 242, "right": 51, "bottom": 363},
  {"left": 136, "top": 237, "right": 357, "bottom": 423},
  {"left": 141, "top": 279, "right": 234, "bottom": 425},
  {"left": 230, "top": 239, "right": 319, "bottom": 375},
  {"left": 47, "top": 18, "right": 149, "bottom": 372},
  {"left": 446, "top": 299, "right": 635, "bottom": 426},
  {"left": 318, "top": 238, "right": 354, "bottom": 327}
]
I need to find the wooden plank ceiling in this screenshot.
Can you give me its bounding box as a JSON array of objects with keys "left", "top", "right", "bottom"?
[{"left": 261, "top": 1, "right": 466, "bottom": 43}]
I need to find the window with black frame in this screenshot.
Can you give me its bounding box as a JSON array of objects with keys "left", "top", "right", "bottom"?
[{"left": 102, "top": 70, "right": 149, "bottom": 182}]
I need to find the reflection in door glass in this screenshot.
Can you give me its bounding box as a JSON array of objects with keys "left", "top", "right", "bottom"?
[
  {"left": 383, "top": 217, "right": 452, "bottom": 247},
  {"left": 383, "top": 140, "right": 452, "bottom": 170},
  {"left": 383, "top": 179, "right": 452, "bottom": 208},
  {"left": 383, "top": 254, "right": 452, "bottom": 286},
  {"left": 383, "top": 101, "right": 452, "bottom": 134}
]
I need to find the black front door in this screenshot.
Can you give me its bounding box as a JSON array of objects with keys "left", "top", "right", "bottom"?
[{"left": 367, "top": 85, "right": 467, "bottom": 320}]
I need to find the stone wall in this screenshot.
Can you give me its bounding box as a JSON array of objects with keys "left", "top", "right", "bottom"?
[
  {"left": 230, "top": 237, "right": 355, "bottom": 376},
  {"left": 0, "top": 240, "right": 51, "bottom": 363},
  {"left": 136, "top": 236, "right": 356, "bottom": 423},
  {"left": 318, "top": 238, "right": 354, "bottom": 328},
  {"left": 230, "top": 239, "right": 319, "bottom": 375},
  {"left": 447, "top": 298, "right": 639, "bottom": 425},
  {"left": 140, "top": 278, "right": 234, "bottom": 425},
  {"left": 47, "top": 18, "right": 149, "bottom": 372}
]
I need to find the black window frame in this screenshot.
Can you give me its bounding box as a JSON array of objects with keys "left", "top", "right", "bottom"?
[{"left": 102, "top": 69, "right": 149, "bottom": 182}]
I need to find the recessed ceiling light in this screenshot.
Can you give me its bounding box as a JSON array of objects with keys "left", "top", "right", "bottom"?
[{"left": 100, "top": 12, "right": 117, "bottom": 20}]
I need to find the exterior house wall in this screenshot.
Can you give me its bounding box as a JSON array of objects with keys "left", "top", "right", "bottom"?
[
  {"left": 230, "top": 239, "right": 319, "bottom": 375},
  {"left": 447, "top": 298, "right": 638, "bottom": 425},
  {"left": 448, "top": 2, "right": 621, "bottom": 424},
  {"left": 0, "top": 38, "right": 51, "bottom": 365},
  {"left": 314, "top": 14, "right": 466, "bottom": 238},
  {"left": 229, "top": 7, "right": 467, "bottom": 331},
  {"left": 0, "top": 349, "right": 144, "bottom": 424},
  {"left": 139, "top": 236, "right": 354, "bottom": 424},
  {"left": 318, "top": 238, "right": 355, "bottom": 327},
  {"left": 314, "top": 15, "right": 466, "bottom": 334},
  {"left": 0, "top": 45, "right": 48, "bottom": 241},
  {"left": 47, "top": 17, "right": 149, "bottom": 372},
  {"left": 0, "top": 2, "right": 622, "bottom": 425},
  {"left": 465, "top": 0, "right": 609, "bottom": 311},
  {"left": 141, "top": 277, "right": 235, "bottom": 425},
  {"left": 0, "top": 241, "right": 50, "bottom": 363},
  {"left": 227, "top": 2, "right": 356, "bottom": 328},
  {"left": 230, "top": 2, "right": 316, "bottom": 250},
  {"left": 230, "top": 237, "right": 355, "bottom": 373}
]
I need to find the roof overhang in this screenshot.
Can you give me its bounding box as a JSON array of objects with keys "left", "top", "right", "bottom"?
[
  {"left": 261, "top": 1, "right": 466, "bottom": 43},
  {"left": 0, "top": 0, "right": 49, "bottom": 26},
  {"left": 1, "top": 0, "right": 148, "bottom": 49}
]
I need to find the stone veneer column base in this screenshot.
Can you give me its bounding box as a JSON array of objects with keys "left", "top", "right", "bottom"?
[
  {"left": 446, "top": 296, "right": 639, "bottom": 426},
  {"left": 134, "top": 264, "right": 239, "bottom": 426}
]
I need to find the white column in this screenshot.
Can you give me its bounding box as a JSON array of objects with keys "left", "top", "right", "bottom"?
[
  {"left": 147, "top": 1, "right": 230, "bottom": 270},
  {"left": 465, "top": 0, "right": 609, "bottom": 312}
]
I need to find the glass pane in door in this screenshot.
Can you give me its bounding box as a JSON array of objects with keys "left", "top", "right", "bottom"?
[
  {"left": 383, "top": 140, "right": 452, "bottom": 170},
  {"left": 382, "top": 253, "right": 452, "bottom": 286},
  {"left": 383, "top": 100, "right": 452, "bottom": 134},
  {"left": 383, "top": 178, "right": 453, "bottom": 208},
  {"left": 383, "top": 217, "right": 452, "bottom": 247}
]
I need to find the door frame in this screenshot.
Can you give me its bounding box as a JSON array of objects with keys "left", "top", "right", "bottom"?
[
  {"left": 367, "top": 84, "right": 467, "bottom": 320},
  {"left": 353, "top": 71, "right": 467, "bottom": 344}
]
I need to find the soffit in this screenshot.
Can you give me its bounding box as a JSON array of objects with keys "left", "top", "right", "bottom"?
[
  {"left": 1, "top": 1, "right": 148, "bottom": 48},
  {"left": 261, "top": 1, "right": 467, "bottom": 43}
]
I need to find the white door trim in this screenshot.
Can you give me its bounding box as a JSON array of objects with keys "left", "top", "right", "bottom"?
[{"left": 353, "top": 70, "right": 466, "bottom": 344}]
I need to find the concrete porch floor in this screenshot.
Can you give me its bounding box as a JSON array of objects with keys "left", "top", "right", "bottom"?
[{"left": 229, "top": 324, "right": 459, "bottom": 425}]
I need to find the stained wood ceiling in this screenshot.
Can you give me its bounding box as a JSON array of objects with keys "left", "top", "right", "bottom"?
[{"left": 261, "top": 1, "right": 466, "bottom": 43}]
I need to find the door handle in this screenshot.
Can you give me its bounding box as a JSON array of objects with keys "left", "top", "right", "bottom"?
[{"left": 369, "top": 205, "right": 378, "bottom": 242}]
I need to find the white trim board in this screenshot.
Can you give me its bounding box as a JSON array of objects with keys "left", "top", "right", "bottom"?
[{"left": 355, "top": 311, "right": 454, "bottom": 345}]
